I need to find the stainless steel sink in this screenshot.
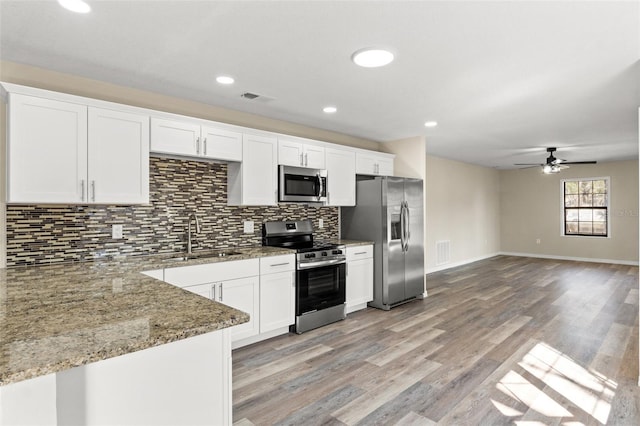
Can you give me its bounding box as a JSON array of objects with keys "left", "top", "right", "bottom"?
[{"left": 162, "top": 250, "right": 242, "bottom": 262}]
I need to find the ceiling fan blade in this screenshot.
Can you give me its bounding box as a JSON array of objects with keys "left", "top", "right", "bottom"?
[
  {"left": 517, "top": 165, "right": 542, "bottom": 169},
  {"left": 514, "top": 163, "right": 543, "bottom": 166},
  {"left": 561, "top": 161, "right": 597, "bottom": 164}
]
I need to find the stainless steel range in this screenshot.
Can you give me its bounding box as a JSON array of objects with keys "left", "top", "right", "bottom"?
[{"left": 262, "top": 220, "right": 346, "bottom": 334}]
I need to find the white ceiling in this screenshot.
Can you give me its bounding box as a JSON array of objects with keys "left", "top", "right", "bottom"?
[{"left": 1, "top": 1, "right": 638, "bottom": 168}]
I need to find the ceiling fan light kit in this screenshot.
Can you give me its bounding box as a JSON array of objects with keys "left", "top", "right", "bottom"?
[{"left": 514, "top": 147, "right": 597, "bottom": 174}]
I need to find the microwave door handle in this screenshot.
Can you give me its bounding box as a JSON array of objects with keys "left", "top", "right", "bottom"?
[{"left": 316, "top": 173, "right": 323, "bottom": 200}]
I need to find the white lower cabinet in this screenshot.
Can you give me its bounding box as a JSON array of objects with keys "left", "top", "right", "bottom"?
[
  {"left": 161, "top": 254, "right": 296, "bottom": 348},
  {"left": 259, "top": 254, "right": 295, "bottom": 333},
  {"left": 163, "top": 259, "right": 260, "bottom": 343},
  {"left": 346, "top": 245, "right": 374, "bottom": 314}
]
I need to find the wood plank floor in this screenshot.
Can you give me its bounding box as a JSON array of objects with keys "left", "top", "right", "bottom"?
[{"left": 233, "top": 255, "right": 639, "bottom": 425}]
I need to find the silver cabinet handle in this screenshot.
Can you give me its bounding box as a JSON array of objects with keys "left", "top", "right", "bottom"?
[
  {"left": 300, "top": 153, "right": 304, "bottom": 166},
  {"left": 91, "top": 180, "right": 96, "bottom": 202},
  {"left": 196, "top": 136, "right": 200, "bottom": 155},
  {"left": 270, "top": 262, "right": 290, "bottom": 267},
  {"left": 211, "top": 283, "right": 216, "bottom": 300},
  {"left": 219, "top": 283, "right": 223, "bottom": 301},
  {"left": 304, "top": 152, "right": 308, "bottom": 167},
  {"left": 203, "top": 138, "right": 207, "bottom": 156},
  {"left": 80, "top": 180, "right": 85, "bottom": 202},
  {"left": 354, "top": 251, "right": 367, "bottom": 255}
]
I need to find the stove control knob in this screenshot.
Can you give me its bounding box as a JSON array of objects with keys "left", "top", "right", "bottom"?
[
  {"left": 321, "top": 252, "right": 328, "bottom": 256},
  {"left": 332, "top": 249, "right": 342, "bottom": 255},
  {"left": 305, "top": 253, "right": 316, "bottom": 258}
]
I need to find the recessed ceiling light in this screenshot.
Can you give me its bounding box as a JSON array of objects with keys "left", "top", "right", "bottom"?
[
  {"left": 58, "top": 0, "right": 91, "bottom": 14},
  {"left": 323, "top": 106, "right": 337, "bottom": 114},
  {"left": 351, "top": 48, "right": 394, "bottom": 68},
  {"left": 424, "top": 121, "right": 438, "bottom": 128},
  {"left": 216, "top": 76, "right": 235, "bottom": 85}
]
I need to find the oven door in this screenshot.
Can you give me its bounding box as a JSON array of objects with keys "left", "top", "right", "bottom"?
[{"left": 296, "top": 262, "right": 346, "bottom": 315}]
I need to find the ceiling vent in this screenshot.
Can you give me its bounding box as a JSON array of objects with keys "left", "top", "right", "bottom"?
[{"left": 240, "top": 92, "right": 275, "bottom": 103}]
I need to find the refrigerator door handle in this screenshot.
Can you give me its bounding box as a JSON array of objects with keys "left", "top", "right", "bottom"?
[
  {"left": 400, "top": 201, "right": 407, "bottom": 252},
  {"left": 404, "top": 201, "right": 411, "bottom": 251}
]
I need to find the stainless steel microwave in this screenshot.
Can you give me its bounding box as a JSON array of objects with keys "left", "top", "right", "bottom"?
[{"left": 279, "top": 165, "right": 327, "bottom": 203}]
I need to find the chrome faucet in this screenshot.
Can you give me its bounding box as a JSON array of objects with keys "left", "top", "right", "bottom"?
[{"left": 187, "top": 213, "right": 201, "bottom": 254}]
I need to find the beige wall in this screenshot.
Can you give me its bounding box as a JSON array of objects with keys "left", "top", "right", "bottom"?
[
  {"left": 0, "top": 61, "right": 380, "bottom": 151},
  {"left": 500, "top": 160, "right": 639, "bottom": 263},
  {"left": 425, "top": 155, "right": 501, "bottom": 272},
  {"left": 379, "top": 136, "right": 426, "bottom": 180}
]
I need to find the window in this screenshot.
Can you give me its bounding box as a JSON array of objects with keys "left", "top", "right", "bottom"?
[{"left": 562, "top": 177, "right": 609, "bottom": 237}]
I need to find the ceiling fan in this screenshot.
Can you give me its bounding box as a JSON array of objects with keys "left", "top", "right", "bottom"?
[{"left": 515, "top": 147, "right": 597, "bottom": 174}]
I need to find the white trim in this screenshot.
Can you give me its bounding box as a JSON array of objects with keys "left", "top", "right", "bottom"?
[
  {"left": 499, "top": 251, "right": 638, "bottom": 266},
  {"left": 560, "top": 176, "right": 611, "bottom": 238},
  {"left": 426, "top": 252, "right": 501, "bottom": 274}
]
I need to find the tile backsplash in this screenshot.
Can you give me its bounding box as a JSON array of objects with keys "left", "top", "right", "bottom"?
[{"left": 6, "top": 157, "right": 339, "bottom": 266}]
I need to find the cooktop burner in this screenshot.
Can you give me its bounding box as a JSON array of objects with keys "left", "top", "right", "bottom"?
[{"left": 262, "top": 220, "right": 340, "bottom": 253}]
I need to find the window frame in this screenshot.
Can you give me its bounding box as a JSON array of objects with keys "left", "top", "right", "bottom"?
[{"left": 560, "top": 176, "right": 610, "bottom": 238}]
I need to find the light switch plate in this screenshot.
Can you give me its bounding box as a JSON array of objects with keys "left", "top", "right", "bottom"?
[
  {"left": 112, "top": 224, "right": 123, "bottom": 239},
  {"left": 243, "top": 221, "right": 254, "bottom": 234}
]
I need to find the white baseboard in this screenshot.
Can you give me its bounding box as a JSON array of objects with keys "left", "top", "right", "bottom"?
[
  {"left": 426, "top": 252, "right": 501, "bottom": 274},
  {"left": 499, "top": 251, "right": 639, "bottom": 266}
]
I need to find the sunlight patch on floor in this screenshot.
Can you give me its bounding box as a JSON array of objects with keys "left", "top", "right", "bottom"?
[{"left": 496, "top": 342, "right": 617, "bottom": 425}]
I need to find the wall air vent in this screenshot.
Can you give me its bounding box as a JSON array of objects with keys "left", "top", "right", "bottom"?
[
  {"left": 240, "top": 92, "right": 275, "bottom": 103},
  {"left": 436, "top": 240, "right": 450, "bottom": 265}
]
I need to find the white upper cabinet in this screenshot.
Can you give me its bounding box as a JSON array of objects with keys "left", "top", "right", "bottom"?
[
  {"left": 325, "top": 147, "right": 356, "bottom": 206},
  {"left": 201, "top": 126, "right": 242, "bottom": 162},
  {"left": 356, "top": 151, "right": 394, "bottom": 176},
  {"left": 88, "top": 107, "right": 149, "bottom": 204},
  {"left": 7, "top": 93, "right": 149, "bottom": 204},
  {"left": 150, "top": 118, "right": 242, "bottom": 162},
  {"left": 227, "top": 133, "right": 278, "bottom": 206},
  {"left": 150, "top": 118, "right": 200, "bottom": 157},
  {"left": 8, "top": 94, "right": 88, "bottom": 204},
  {"left": 278, "top": 137, "right": 325, "bottom": 169}
]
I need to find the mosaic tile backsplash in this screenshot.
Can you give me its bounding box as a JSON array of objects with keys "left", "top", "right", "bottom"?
[{"left": 6, "top": 157, "right": 339, "bottom": 266}]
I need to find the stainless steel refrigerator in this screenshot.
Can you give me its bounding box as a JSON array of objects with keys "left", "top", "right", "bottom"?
[{"left": 341, "top": 176, "right": 424, "bottom": 310}]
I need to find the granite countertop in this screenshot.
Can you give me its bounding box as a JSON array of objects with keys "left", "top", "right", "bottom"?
[
  {"left": 0, "top": 246, "right": 291, "bottom": 385},
  {"left": 329, "top": 239, "right": 374, "bottom": 247}
]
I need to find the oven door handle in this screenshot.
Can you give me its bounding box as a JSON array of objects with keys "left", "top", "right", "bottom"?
[{"left": 298, "top": 258, "right": 345, "bottom": 269}]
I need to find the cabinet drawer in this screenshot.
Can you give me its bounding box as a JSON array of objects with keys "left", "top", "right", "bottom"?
[
  {"left": 260, "top": 254, "right": 295, "bottom": 274},
  {"left": 164, "top": 258, "right": 259, "bottom": 287},
  {"left": 346, "top": 245, "right": 373, "bottom": 262}
]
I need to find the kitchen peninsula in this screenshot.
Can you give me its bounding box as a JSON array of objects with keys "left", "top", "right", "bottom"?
[{"left": 0, "top": 246, "right": 288, "bottom": 425}]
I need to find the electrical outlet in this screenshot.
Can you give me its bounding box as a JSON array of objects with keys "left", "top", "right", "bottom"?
[
  {"left": 536, "top": 238, "right": 541, "bottom": 245},
  {"left": 319, "top": 219, "right": 324, "bottom": 228},
  {"left": 112, "top": 224, "right": 123, "bottom": 239},
  {"left": 243, "top": 221, "right": 254, "bottom": 234}
]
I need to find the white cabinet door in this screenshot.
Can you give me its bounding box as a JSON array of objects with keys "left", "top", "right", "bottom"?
[
  {"left": 346, "top": 245, "right": 374, "bottom": 314},
  {"left": 7, "top": 93, "right": 88, "bottom": 203},
  {"left": 356, "top": 152, "right": 394, "bottom": 176},
  {"left": 278, "top": 138, "right": 325, "bottom": 168},
  {"left": 377, "top": 157, "right": 394, "bottom": 176},
  {"left": 304, "top": 144, "right": 325, "bottom": 169},
  {"left": 325, "top": 148, "right": 355, "bottom": 206},
  {"left": 150, "top": 117, "right": 200, "bottom": 157},
  {"left": 260, "top": 271, "right": 295, "bottom": 332},
  {"left": 278, "top": 139, "right": 304, "bottom": 167},
  {"left": 88, "top": 107, "right": 149, "bottom": 204},
  {"left": 201, "top": 126, "right": 242, "bottom": 162},
  {"left": 228, "top": 134, "right": 277, "bottom": 206},
  {"left": 218, "top": 276, "right": 260, "bottom": 341},
  {"left": 182, "top": 282, "right": 213, "bottom": 299}
]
